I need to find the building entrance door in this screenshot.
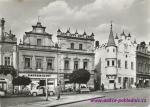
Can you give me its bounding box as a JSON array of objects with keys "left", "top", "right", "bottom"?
[{"left": 123, "top": 77, "right": 128, "bottom": 89}]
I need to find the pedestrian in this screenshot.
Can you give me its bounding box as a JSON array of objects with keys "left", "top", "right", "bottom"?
[
  {"left": 101, "top": 83, "right": 104, "bottom": 91},
  {"left": 55, "top": 84, "right": 61, "bottom": 100},
  {"left": 114, "top": 82, "right": 117, "bottom": 90}
]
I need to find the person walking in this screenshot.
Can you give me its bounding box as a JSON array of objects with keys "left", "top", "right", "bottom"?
[
  {"left": 55, "top": 84, "right": 61, "bottom": 100},
  {"left": 101, "top": 83, "right": 104, "bottom": 91}
]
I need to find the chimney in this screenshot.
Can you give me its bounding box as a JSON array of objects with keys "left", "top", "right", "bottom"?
[{"left": 1, "top": 18, "right": 5, "bottom": 40}]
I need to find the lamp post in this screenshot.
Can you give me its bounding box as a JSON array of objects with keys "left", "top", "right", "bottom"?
[
  {"left": 55, "top": 43, "right": 59, "bottom": 85},
  {"left": 45, "top": 78, "right": 48, "bottom": 101}
]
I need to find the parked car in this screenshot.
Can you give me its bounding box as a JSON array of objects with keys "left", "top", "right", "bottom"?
[
  {"left": 30, "top": 86, "right": 55, "bottom": 96},
  {"left": 80, "top": 85, "right": 90, "bottom": 93},
  {"left": 76, "top": 84, "right": 90, "bottom": 93}
]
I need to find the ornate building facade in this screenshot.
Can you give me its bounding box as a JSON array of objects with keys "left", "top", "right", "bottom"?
[
  {"left": 136, "top": 42, "right": 150, "bottom": 87},
  {"left": 18, "top": 21, "right": 95, "bottom": 90},
  {"left": 95, "top": 23, "right": 137, "bottom": 89},
  {"left": 0, "top": 18, "right": 17, "bottom": 93}
]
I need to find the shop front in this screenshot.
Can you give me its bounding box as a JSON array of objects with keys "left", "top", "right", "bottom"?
[{"left": 136, "top": 74, "right": 150, "bottom": 88}]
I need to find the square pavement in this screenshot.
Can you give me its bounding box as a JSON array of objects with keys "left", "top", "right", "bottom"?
[{"left": 10, "top": 94, "right": 105, "bottom": 107}]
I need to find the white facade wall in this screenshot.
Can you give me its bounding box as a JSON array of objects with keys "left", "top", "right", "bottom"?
[{"left": 96, "top": 33, "right": 137, "bottom": 89}]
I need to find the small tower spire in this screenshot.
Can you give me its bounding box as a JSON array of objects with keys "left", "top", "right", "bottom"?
[{"left": 107, "top": 21, "right": 116, "bottom": 46}]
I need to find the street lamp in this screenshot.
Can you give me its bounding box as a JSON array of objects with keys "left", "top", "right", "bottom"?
[
  {"left": 45, "top": 78, "right": 48, "bottom": 101},
  {"left": 55, "top": 43, "right": 59, "bottom": 85}
]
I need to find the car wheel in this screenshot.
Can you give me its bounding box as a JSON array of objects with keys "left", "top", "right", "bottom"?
[
  {"left": 32, "top": 92, "right": 37, "bottom": 96},
  {"left": 49, "top": 91, "right": 54, "bottom": 96}
]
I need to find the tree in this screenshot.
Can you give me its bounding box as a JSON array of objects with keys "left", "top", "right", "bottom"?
[
  {"left": 12, "top": 76, "right": 31, "bottom": 86},
  {"left": 69, "top": 69, "right": 90, "bottom": 90},
  {"left": 0, "top": 65, "right": 17, "bottom": 77}
]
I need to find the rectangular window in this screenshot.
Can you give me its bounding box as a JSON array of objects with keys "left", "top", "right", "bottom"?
[
  {"left": 112, "top": 60, "right": 115, "bottom": 66},
  {"left": 148, "top": 65, "right": 150, "bottom": 73},
  {"left": 107, "top": 61, "right": 109, "bottom": 66},
  {"left": 118, "top": 77, "right": 121, "bottom": 83},
  {"left": 71, "top": 43, "right": 74, "bottom": 49},
  {"left": 47, "top": 59, "right": 53, "bottom": 70},
  {"left": 4, "top": 57, "right": 10, "bottom": 66},
  {"left": 131, "top": 62, "right": 134, "bottom": 70},
  {"left": 83, "top": 61, "right": 88, "bottom": 69},
  {"left": 64, "top": 60, "right": 69, "bottom": 69},
  {"left": 36, "top": 59, "right": 42, "bottom": 69},
  {"left": 25, "top": 58, "right": 30, "bottom": 68},
  {"left": 74, "top": 61, "right": 78, "bottom": 70},
  {"left": 125, "top": 61, "right": 128, "bottom": 69},
  {"left": 79, "top": 44, "right": 83, "bottom": 50},
  {"left": 37, "top": 39, "right": 42, "bottom": 46},
  {"left": 139, "top": 63, "right": 142, "bottom": 72},
  {"left": 118, "top": 60, "right": 121, "bottom": 68}
]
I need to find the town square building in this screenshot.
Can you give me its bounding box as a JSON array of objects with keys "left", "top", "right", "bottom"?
[
  {"left": 136, "top": 42, "right": 150, "bottom": 87},
  {"left": 95, "top": 23, "right": 137, "bottom": 89},
  {"left": 0, "top": 18, "right": 17, "bottom": 93},
  {"left": 18, "top": 21, "right": 95, "bottom": 90}
]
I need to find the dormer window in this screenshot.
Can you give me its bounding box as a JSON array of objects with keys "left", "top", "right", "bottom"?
[
  {"left": 71, "top": 43, "right": 74, "bottom": 49},
  {"left": 37, "top": 39, "right": 42, "bottom": 46},
  {"left": 79, "top": 44, "right": 83, "bottom": 50}
]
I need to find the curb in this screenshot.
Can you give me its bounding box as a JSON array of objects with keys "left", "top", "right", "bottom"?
[
  {"left": 47, "top": 95, "right": 105, "bottom": 107},
  {"left": 103, "top": 89, "right": 128, "bottom": 93},
  {"left": 92, "top": 89, "right": 128, "bottom": 94}
]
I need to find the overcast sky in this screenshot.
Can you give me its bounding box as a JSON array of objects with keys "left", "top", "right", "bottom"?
[{"left": 0, "top": 0, "right": 150, "bottom": 44}]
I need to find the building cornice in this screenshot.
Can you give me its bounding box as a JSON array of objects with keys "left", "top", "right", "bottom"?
[
  {"left": 18, "top": 45, "right": 95, "bottom": 56},
  {"left": 57, "top": 35, "right": 95, "bottom": 41}
]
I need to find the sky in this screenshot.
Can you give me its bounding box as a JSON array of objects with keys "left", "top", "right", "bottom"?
[{"left": 0, "top": 0, "right": 150, "bottom": 44}]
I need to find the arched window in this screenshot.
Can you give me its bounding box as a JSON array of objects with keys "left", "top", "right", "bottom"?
[{"left": 71, "top": 43, "right": 74, "bottom": 49}]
